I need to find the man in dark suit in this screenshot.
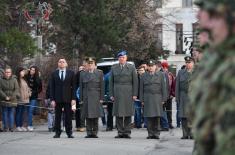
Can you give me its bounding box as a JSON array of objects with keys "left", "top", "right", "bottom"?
[{"left": 50, "top": 58, "right": 76, "bottom": 138}]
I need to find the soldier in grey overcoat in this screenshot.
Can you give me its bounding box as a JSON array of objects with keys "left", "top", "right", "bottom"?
[
  {"left": 175, "top": 56, "right": 194, "bottom": 139},
  {"left": 109, "top": 50, "right": 138, "bottom": 138},
  {"left": 80, "top": 57, "right": 104, "bottom": 138},
  {"left": 139, "top": 60, "right": 167, "bottom": 139}
]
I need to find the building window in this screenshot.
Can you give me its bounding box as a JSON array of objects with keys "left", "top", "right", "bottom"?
[
  {"left": 182, "top": 0, "right": 192, "bottom": 7},
  {"left": 155, "top": 24, "right": 163, "bottom": 49},
  {"left": 155, "top": 0, "right": 163, "bottom": 8},
  {"left": 192, "top": 22, "right": 199, "bottom": 43},
  {"left": 176, "top": 24, "right": 183, "bottom": 54}
]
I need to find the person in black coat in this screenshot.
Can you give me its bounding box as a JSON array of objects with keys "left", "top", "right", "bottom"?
[
  {"left": 50, "top": 58, "right": 76, "bottom": 138},
  {"left": 25, "top": 66, "right": 42, "bottom": 131}
]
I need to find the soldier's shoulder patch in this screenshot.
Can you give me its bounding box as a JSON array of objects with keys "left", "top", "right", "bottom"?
[
  {"left": 126, "top": 63, "right": 133, "bottom": 66},
  {"left": 127, "top": 63, "right": 135, "bottom": 69},
  {"left": 178, "top": 69, "right": 185, "bottom": 75},
  {"left": 112, "top": 64, "right": 119, "bottom": 69},
  {"left": 157, "top": 71, "right": 164, "bottom": 77}
]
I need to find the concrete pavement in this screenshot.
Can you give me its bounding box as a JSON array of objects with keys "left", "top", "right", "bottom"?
[{"left": 0, "top": 124, "right": 193, "bottom": 155}]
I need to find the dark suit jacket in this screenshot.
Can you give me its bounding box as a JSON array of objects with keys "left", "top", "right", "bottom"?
[{"left": 50, "top": 69, "right": 76, "bottom": 103}]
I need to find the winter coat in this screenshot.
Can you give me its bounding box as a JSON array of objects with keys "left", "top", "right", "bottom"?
[
  {"left": 175, "top": 69, "right": 192, "bottom": 118},
  {"left": 0, "top": 76, "right": 20, "bottom": 107},
  {"left": 139, "top": 71, "right": 167, "bottom": 117},
  {"left": 109, "top": 63, "right": 138, "bottom": 117},
  {"left": 18, "top": 79, "right": 31, "bottom": 104},
  {"left": 80, "top": 69, "right": 104, "bottom": 118},
  {"left": 26, "top": 75, "right": 42, "bottom": 100}
]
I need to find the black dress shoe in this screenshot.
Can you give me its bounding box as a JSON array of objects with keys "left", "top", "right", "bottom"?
[
  {"left": 161, "top": 128, "right": 169, "bottom": 131},
  {"left": 147, "top": 136, "right": 159, "bottom": 139},
  {"left": 147, "top": 136, "right": 152, "bottom": 139},
  {"left": 67, "top": 135, "right": 74, "bottom": 138},
  {"left": 189, "top": 136, "right": 193, "bottom": 139},
  {"left": 85, "top": 135, "right": 92, "bottom": 138},
  {"left": 181, "top": 136, "right": 188, "bottom": 139},
  {"left": 123, "top": 134, "right": 131, "bottom": 139},
  {"left": 9, "top": 128, "right": 13, "bottom": 132},
  {"left": 53, "top": 134, "right": 60, "bottom": 138},
  {"left": 106, "top": 128, "right": 113, "bottom": 131},
  {"left": 115, "top": 135, "right": 123, "bottom": 138},
  {"left": 91, "top": 135, "right": 98, "bottom": 138},
  {"left": 153, "top": 136, "right": 160, "bottom": 139}
]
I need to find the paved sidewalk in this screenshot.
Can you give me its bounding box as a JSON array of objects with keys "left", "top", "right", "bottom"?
[{"left": 0, "top": 123, "right": 193, "bottom": 155}]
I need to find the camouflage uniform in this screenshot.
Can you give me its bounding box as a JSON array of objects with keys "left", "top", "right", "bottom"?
[{"left": 191, "top": 0, "right": 235, "bottom": 154}]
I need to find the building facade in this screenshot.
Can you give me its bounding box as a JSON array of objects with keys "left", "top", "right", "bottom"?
[{"left": 156, "top": 0, "right": 198, "bottom": 72}]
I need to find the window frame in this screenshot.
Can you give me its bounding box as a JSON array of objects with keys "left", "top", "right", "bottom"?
[{"left": 182, "top": 0, "right": 192, "bottom": 8}]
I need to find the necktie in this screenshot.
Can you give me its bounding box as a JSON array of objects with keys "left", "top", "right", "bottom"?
[{"left": 61, "top": 71, "right": 64, "bottom": 80}]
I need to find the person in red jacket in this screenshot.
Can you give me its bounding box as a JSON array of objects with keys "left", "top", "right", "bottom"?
[{"left": 161, "top": 61, "right": 175, "bottom": 129}]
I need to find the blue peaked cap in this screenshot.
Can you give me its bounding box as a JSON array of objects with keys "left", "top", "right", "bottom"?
[{"left": 117, "top": 50, "right": 127, "bottom": 57}]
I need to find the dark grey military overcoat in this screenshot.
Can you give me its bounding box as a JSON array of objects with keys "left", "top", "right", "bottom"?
[
  {"left": 175, "top": 69, "right": 192, "bottom": 118},
  {"left": 139, "top": 71, "right": 167, "bottom": 117},
  {"left": 109, "top": 63, "right": 138, "bottom": 117},
  {"left": 80, "top": 69, "right": 104, "bottom": 118}
]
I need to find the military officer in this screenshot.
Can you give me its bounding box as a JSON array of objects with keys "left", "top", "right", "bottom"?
[
  {"left": 139, "top": 60, "right": 167, "bottom": 139},
  {"left": 109, "top": 50, "right": 138, "bottom": 139},
  {"left": 175, "top": 56, "right": 195, "bottom": 139},
  {"left": 80, "top": 57, "right": 104, "bottom": 138}
]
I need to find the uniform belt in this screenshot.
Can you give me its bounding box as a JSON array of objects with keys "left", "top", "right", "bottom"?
[
  {"left": 87, "top": 88, "right": 101, "bottom": 90},
  {"left": 144, "top": 90, "right": 161, "bottom": 94},
  {"left": 87, "top": 85, "right": 100, "bottom": 88},
  {"left": 116, "top": 83, "right": 132, "bottom": 85}
]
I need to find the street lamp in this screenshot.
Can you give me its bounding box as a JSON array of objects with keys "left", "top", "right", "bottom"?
[{"left": 23, "top": 1, "right": 52, "bottom": 49}]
